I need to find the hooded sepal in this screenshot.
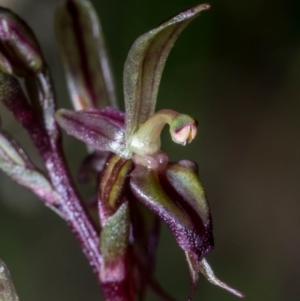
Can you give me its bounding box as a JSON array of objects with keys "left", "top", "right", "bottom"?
[
  {"left": 55, "top": 0, "right": 117, "bottom": 110},
  {"left": 124, "top": 4, "right": 210, "bottom": 140},
  {"left": 56, "top": 108, "right": 129, "bottom": 158}
]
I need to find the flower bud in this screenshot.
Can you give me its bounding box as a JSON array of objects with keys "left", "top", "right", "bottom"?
[{"left": 0, "top": 7, "right": 44, "bottom": 77}]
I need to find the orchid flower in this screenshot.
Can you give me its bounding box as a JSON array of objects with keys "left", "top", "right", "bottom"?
[{"left": 0, "top": 1, "right": 243, "bottom": 300}]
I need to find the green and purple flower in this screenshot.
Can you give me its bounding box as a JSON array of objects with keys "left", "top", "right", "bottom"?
[{"left": 0, "top": 1, "right": 243, "bottom": 300}]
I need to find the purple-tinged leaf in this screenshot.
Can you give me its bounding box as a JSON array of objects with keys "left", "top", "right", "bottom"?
[
  {"left": 0, "top": 259, "right": 19, "bottom": 301},
  {"left": 130, "top": 164, "right": 209, "bottom": 256},
  {"left": 55, "top": 0, "right": 117, "bottom": 110},
  {"left": 124, "top": 4, "right": 210, "bottom": 139},
  {"left": 100, "top": 202, "right": 134, "bottom": 301},
  {"left": 0, "top": 7, "right": 44, "bottom": 77},
  {"left": 56, "top": 108, "right": 129, "bottom": 158}
]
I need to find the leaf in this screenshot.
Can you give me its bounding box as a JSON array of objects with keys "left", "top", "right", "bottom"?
[
  {"left": 55, "top": 0, "right": 117, "bottom": 110},
  {"left": 0, "top": 259, "right": 19, "bottom": 301},
  {"left": 123, "top": 4, "right": 210, "bottom": 139},
  {"left": 56, "top": 108, "right": 129, "bottom": 158}
]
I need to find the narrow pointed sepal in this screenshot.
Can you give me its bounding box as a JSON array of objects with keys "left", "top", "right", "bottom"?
[
  {"left": 124, "top": 4, "right": 209, "bottom": 139},
  {"left": 199, "top": 259, "right": 245, "bottom": 298},
  {"left": 56, "top": 108, "right": 129, "bottom": 158},
  {"left": 0, "top": 259, "right": 19, "bottom": 301},
  {"left": 0, "top": 7, "right": 44, "bottom": 76},
  {"left": 185, "top": 251, "right": 199, "bottom": 301},
  {"left": 55, "top": 0, "right": 117, "bottom": 110}
]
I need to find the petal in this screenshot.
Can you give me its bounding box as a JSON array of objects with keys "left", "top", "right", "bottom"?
[
  {"left": 55, "top": 0, "right": 117, "bottom": 110},
  {"left": 56, "top": 108, "right": 129, "bottom": 158},
  {"left": 130, "top": 164, "right": 207, "bottom": 256},
  {"left": 123, "top": 4, "right": 210, "bottom": 140}
]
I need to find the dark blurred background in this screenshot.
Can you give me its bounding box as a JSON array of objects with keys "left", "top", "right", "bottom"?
[{"left": 0, "top": 0, "right": 300, "bottom": 300}]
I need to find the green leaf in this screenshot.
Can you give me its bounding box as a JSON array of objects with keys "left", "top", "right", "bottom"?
[
  {"left": 55, "top": 0, "right": 117, "bottom": 110},
  {"left": 123, "top": 4, "right": 209, "bottom": 140}
]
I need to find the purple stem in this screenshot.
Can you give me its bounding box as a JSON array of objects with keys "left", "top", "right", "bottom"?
[{"left": 1, "top": 72, "right": 101, "bottom": 274}]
